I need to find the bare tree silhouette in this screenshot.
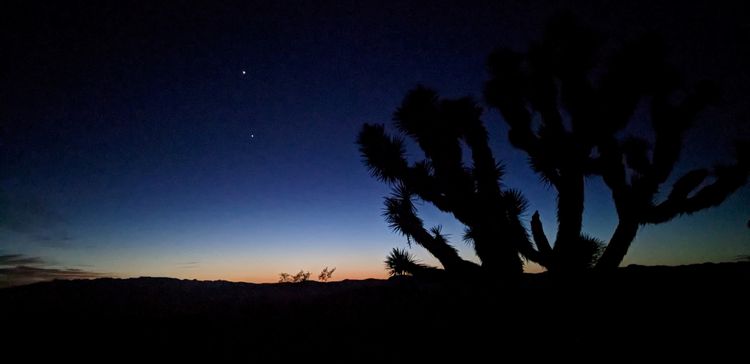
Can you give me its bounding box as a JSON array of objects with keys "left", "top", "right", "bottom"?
[
  {"left": 484, "top": 15, "right": 749, "bottom": 272},
  {"left": 358, "top": 88, "right": 537, "bottom": 279}
]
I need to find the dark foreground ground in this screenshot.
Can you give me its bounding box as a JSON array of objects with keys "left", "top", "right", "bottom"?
[{"left": 2, "top": 263, "right": 748, "bottom": 362}]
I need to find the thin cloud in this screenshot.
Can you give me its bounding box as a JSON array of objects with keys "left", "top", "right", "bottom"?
[
  {"left": 176, "top": 261, "right": 200, "bottom": 269},
  {"left": 0, "top": 254, "right": 45, "bottom": 266},
  {"left": 0, "top": 266, "right": 106, "bottom": 288},
  {"left": 31, "top": 233, "right": 75, "bottom": 247},
  {"left": 0, "top": 253, "right": 107, "bottom": 288}
]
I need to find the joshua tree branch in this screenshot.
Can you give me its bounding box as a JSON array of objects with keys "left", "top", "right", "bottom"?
[
  {"left": 383, "top": 188, "right": 475, "bottom": 272},
  {"left": 358, "top": 124, "right": 410, "bottom": 183},
  {"left": 644, "top": 165, "right": 748, "bottom": 224},
  {"left": 531, "top": 211, "right": 553, "bottom": 256}
]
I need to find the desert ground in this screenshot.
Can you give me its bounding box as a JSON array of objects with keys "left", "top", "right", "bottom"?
[{"left": 1, "top": 262, "right": 747, "bottom": 362}]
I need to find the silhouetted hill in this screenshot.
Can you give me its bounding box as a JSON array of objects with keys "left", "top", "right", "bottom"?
[{"left": 1, "top": 263, "right": 748, "bottom": 362}]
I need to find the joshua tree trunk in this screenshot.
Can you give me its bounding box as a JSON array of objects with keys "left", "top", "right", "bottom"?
[
  {"left": 596, "top": 219, "right": 639, "bottom": 271},
  {"left": 553, "top": 171, "right": 585, "bottom": 270},
  {"left": 471, "top": 222, "right": 524, "bottom": 276}
]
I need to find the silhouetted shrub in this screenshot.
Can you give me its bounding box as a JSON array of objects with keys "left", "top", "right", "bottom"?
[
  {"left": 278, "top": 270, "right": 310, "bottom": 283},
  {"left": 318, "top": 267, "right": 336, "bottom": 282},
  {"left": 291, "top": 270, "right": 311, "bottom": 283}
]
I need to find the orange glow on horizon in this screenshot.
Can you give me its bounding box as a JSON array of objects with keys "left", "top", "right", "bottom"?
[
  {"left": 104, "top": 263, "right": 549, "bottom": 284},
  {"left": 120, "top": 266, "right": 391, "bottom": 284}
]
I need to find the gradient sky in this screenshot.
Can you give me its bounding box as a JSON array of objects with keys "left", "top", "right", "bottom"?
[{"left": 2, "top": 0, "right": 748, "bottom": 286}]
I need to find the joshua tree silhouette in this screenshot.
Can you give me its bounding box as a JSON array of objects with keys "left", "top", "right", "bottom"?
[
  {"left": 358, "top": 88, "right": 537, "bottom": 279},
  {"left": 484, "top": 15, "right": 749, "bottom": 272}
]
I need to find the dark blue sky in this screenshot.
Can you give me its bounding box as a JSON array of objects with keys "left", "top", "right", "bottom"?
[{"left": 1, "top": 0, "right": 748, "bottom": 284}]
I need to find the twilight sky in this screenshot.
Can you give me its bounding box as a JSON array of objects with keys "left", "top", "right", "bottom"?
[{"left": 2, "top": 0, "right": 748, "bottom": 286}]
